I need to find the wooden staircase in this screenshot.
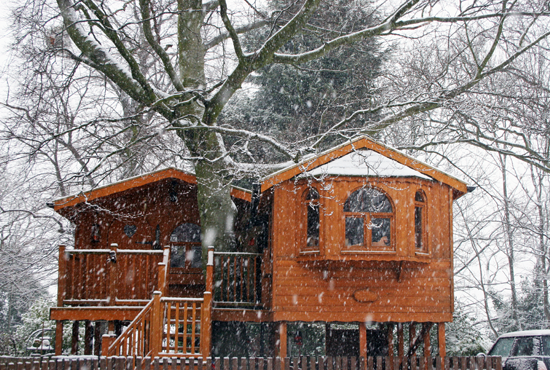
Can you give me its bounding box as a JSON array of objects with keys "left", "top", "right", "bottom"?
[{"left": 103, "top": 249, "right": 214, "bottom": 358}]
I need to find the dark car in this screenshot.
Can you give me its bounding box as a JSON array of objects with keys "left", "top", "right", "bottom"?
[{"left": 486, "top": 330, "right": 550, "bottom": 370}]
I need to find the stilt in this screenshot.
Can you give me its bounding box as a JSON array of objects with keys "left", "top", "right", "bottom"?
[
  {"left": 397, "top": 323, "right": 404, "bottom": 358},
  {"left": 71, "top": 320, "right": 79, "bottom": 355},
  {"left": 359, "top": 322, "right": 367, "bottom": 358},
  {"left": 55, "top": 321, "right": 63, "bottom": 356},
  {"left": 423, "top": 323, "right": 432, "bottom": 357},
  {"left": 93, "top": 321, "right": 102, "bottom": 356},
  {"left": 409, "top": 322, "right": 416, "bottom": 357},
  {"left": 387, "top": 323, "right": 394, "bottom": 357},
  {"left": 278, "top": 322, "right": 287, "bottom": 358},
  {"left": 84, "top": 320, "right": 93, "bottom": 355},
  {"left": 438, "top": 323, "right": 446, "bottom": 357}
]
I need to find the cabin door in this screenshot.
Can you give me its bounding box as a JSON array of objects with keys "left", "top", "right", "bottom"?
[{"left": 168, "top": 223, "right": 204, "bottom": 294}]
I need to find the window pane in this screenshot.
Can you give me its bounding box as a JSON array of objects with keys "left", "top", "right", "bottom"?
[
  {"left": 512, "top": 337, "right": 535, "bottom": 356},
  {"left": 170, "top": 245, "right": 186, "bottom": 268},
  {"left": 190, "top": 245, "right": 202, "bottom": 268},
  {"left": 513, "top": 337, "right": 534, "bottom": 356},
  {"left": 171, "top": 223, "right": 201, "bottom": 242},
  {"left": 344, "top": 188, "right": 392, "bottom": 213},
  {"left": 415, "top": 191, "right": 425, "bottom": 202},
  {"left": 307, "top": 202, "right": 320, "bottom": 247},
  {"left": 345, "top": 217, "right": 364, "bottom": 246},
  {"left": 489, "top": 337, "right": 515, "bottom": 357},
  {"left": 415, "top": 207, "right": 423, "bottom": 250},
  {"left": 306, "top": 188, "right": 319, "bottom": 200},
  {"left": 371, "top": 218, "right": 391, "bottom": 247}
]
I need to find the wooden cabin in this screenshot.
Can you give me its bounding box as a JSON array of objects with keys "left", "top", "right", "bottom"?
[{"left": 50, "top": 136, "right": 469, "bottom": 359}]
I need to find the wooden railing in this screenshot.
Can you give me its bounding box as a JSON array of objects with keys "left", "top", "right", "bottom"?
[
  {"left": 58, "top": 245, "right": 170, "bottom": 306},
  {"left": 106, "top": 294, "right": 156, "bottom": 357},
  {"left": 213, "top": 252, "right": 262, "bottom": 306},
  {"left": 105, "top": 247, "right": 214, "bottom": 359}
]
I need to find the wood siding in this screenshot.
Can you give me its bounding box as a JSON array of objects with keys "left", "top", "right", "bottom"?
[{"left": 270, "top": 177, "right": 454, "bottom": 323}]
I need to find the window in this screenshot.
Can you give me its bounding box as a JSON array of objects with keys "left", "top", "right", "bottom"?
[
  {"left": 489, "top": 337, "right": 515, "bottom": 357},
  {"left": 414, "top": 190, "right": 427, "bottom": 253},
  {"left": 344, "top": 187, "right": 393, "bottom": 251},
  {"left": 170, "top": 223, "right": 202, "bottom": 269},
  {"left": 304, "top": 188, "right": 320, "bottom": 251}
]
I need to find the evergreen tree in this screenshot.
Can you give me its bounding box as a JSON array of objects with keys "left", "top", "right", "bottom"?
[{"left": 221, "top": 0, "right": 385, "bottom": 156}]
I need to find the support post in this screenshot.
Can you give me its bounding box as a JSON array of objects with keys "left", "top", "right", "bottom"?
[
  {"left": 84, "top": 320, "right": 93, "bottom": 355},
  {"left": 423, "top": 323, "right": 432, "bottom": 358},
  {"left": 397, "top": 323, "right": 404, "bottom": 358},
  {"left": 278, "top": 322, "right": 287, "bottom": 359},
  {"left": 54, "top": 321, "right": 64, "bottom": 356},
  {"left": 387, "top": 324, "right": 394, "bottom": 367},
  {"left": 71, "top": 321, "right": 79, "bottom": 355},
  {"left": 359, "top": 322, "right": 367, "bottom": 359},
  {"left": 94, "top": 321, "right": 102, "bottom": 356},
  {"left": 438, "top": 323, "right": 446, "bottom": 358},
  {"left": 150, "top": 291, "right": 162, "bottom": 357},
  {"left": 409, "top": 322, "right": 416, "bottom": 357},
  {"left": 108, "top": 244, "right": 118, "bottom": 305},
  {"left": 57, "top": 246, "right": 67, "bottom": 307}
]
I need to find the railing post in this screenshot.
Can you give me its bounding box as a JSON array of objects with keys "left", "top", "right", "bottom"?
[
  {"left": 201, "top": 246, "right": 215, "bottom": 358},
  {"left": 157, "top": 246, "right": 170, "bottom": 295},
  {"left": 150, "top": 291, "right": 162, "bottom": 357},
  {"left": 108, "top": 243, "right": 118, "bottom": 305},
  {"left": 158, "top": 263, "right": 167, "bottom": 295},
  {"left": 101, "top": 334, "right": 116, "bottom": 356},
  {"left": 206, "top": 246, "right": 214, "bottom": 293}
]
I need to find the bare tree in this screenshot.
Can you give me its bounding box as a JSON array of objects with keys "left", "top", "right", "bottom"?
[{"left": 2, "top": 0, "right": 549, "bottom": 261}]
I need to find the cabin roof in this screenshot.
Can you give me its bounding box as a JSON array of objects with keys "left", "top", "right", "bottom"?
[
  {"left": 52, "top": 167, "right": 251, "bottom": 212},
  {"left": 261, "top": 136, "right": 469, "bottom": 198}
]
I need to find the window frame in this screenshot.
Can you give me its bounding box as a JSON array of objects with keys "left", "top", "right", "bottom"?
[
  {"left": 343, "top": 186, "right": 395, "bottom": 253},
  {"left": 414, "top": 189, "right": 429, "bottom": 255},
  {"left": 301, "top": 186, "right": 321, "bottom": 255}
]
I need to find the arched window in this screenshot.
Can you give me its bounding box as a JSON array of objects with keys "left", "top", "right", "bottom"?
[
  {"left": 170, "top": 223, "right": 202, "bottom": 269},
  {"left": 344, "top": 187, "right": 394, "bottom": 251},
  {"left": 304, "top": 188, "right": 320, "bottom": 251},
  {"left": 414, "top": 190, "right": 427, "bottom": 253}
]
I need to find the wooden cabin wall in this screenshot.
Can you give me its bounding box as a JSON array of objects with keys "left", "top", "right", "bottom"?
[
  {"left": 68, "top": 179, "right": 200, "bottom": 250},
  {"left": 270, "top": 177, "right": 454, "bottom": 323}
]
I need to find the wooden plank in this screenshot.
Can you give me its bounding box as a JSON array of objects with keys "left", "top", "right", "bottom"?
[{"left": 271, "top": 311, "right": 453, "bottom": 323}]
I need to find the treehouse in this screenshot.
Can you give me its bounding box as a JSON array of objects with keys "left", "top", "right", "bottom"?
[{"left": 49, "top": 136, "right": 470, "bottom": 360}]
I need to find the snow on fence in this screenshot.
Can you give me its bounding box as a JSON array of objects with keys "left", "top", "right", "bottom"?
[{"left": 0, "top": 356, "right": 502, "bottom": 370}]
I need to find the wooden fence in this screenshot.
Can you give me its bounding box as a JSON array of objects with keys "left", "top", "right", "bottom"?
[{"left": 0, "top": 356, "right": 502, "bottom": 370}]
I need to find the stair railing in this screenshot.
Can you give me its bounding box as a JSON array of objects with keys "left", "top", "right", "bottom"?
[{"left": 104, "top": 246, "right": 214, "bottom": 359}]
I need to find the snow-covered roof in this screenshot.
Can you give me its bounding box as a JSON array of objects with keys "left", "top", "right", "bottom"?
[
  {"left": 300, "top": 149, "right": 432, "bottom": 180},
  {"left": 261, "top": 136, "right": 469, "bottom": 198}
]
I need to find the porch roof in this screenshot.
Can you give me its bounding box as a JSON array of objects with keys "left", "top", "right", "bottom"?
[{"left": 52, "top": 167, "right": 251, "bottom": 212}]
